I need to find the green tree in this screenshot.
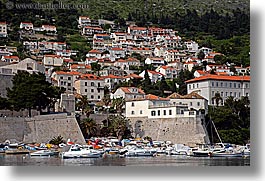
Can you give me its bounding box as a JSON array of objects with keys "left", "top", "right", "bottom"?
[
  {"left": 112, "top": 97, "right": 125, "bottom": 115},
  {"left": 107, "top": 115, "right": 131, "bottom": 141},
  {"left": 80, "top": 118, "right": 98, "bottom": 139},
  {"left": 7, "top": 71, "right": 63, "bottom": 117}
]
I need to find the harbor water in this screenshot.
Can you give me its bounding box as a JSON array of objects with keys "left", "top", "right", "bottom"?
[{"left": 0, "top": 154, "right": 250, "bottom": 166}]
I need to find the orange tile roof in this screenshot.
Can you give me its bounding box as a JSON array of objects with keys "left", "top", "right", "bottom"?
[
  {"left": 185, "top": 75, "right": 250, "bottom": 83},
  {"left": 102, "top": 74, "right": 123, "bottom": 79},
  {"left": 120, "top": 87, "right": 145, "bottom": 94},
  {"left": 147, "top": 70, "right": 164, "bottom": 76},
  {"left": 111, "top": 47, "right": 124, "bottom": 51},
  {"left": 79, "top": 74, "right": 104, "bottom": 80},
  {"left": 71, "top": 64, "right": 91, "bottom": 69},
  {"left": 89, "top": 49, "right": 101, "bottom": 54},
  {"left": 145, "top": 94, "right": 169, "bottom": 101},
  {"left": 129, "top": 26, "right": 147, "bottom": 31},
  {"left": 168, "top": 92, "right": 205, "bottom": 99},
  {"left": 55, "top": 71, "right": 81, "bottom": 76},
  {"left": 3, "top": 55, "right": 19, "bottom": 59},
  {"left": 124, "top": 74, "right": 143, "bottom": 79}
]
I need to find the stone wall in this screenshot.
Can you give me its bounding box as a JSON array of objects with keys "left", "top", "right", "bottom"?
[
  {"left": 129, "top": 116, "right": 209, "bottom": 147},
  {"left": 0, "top": 113, "right": 85, "bottom": 144}
]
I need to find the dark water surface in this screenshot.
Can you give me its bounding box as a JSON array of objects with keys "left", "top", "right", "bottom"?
[{"left": 0, "top": 154, "right": 250, "bottom": 166}]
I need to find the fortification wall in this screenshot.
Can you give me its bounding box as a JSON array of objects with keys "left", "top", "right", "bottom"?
[
  {"left": 129, "top": 116, "right": 209, "bottom": 147},
  {"left": 0, "top": 113, "right": 85, "bottom": 144}
]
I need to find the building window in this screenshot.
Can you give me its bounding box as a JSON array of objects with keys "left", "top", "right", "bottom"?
[
  {"left": 225, "top": 92, "right": 228, "bottom": 97},
  {"left": 98, "top": 82, "right": 101, "bottom": 87},
  {"left": 169, "top": 110, "right": 172, "bottom": 115},
  {"left": 212, "top": 91, "right": 214, "bottom": 96},
  {"left": 193, "top": 84, "right": 195, "bottom": 89},
  {"left": 230, "top": 83, "right": 232, "bottom": 88},
  {"left": 246, "top": 93, "right": 249, "bottom": 97},
  {"left": 131, "top": 111, "right": 135, "bottom": 115},
  {"left": 98, "top": 96, "right": 100, "bottom": 99},
  {"left": 68, "top": 83, "right": 71, "bottom": 86},
  {"left": 221, "top": 82, "right": 223, "bottom": 87},
  {"left": 230, "top": 92, "right": 232, "bottom": 96},
  {"left": 225, "top": 82, "right": 227, "bottom": 87},
  {"left": 239, "top": 92, "right": 241, "bottom": 97},
  {"left": 158, "top": 110, "right": 160, "bottom": 116},
  {"left": 234, "top": 83, "right": 236, "bottom": 88},
  {"left": 131, "top": 102, "right": 135, "bottom": 107},
  {"left": 197, "top": 102, "right": 200, "bottom": 106},
  {"left": 85, "top": 89, "right": 87, "bottom": 92},
  {"left": 85, "top": 82, "right": 87, "bottom": 86},
  {"left": 221, "top": 92, "right": 223, "bottom": 97},
  {"left": 189, "top": 85, "right": 191, "bottom": 89},
  {"left": 61, "top": 81, "right": 63, "bottom": 85},
  {"left": 216, "top": 82, "right": 218, "bottom": 87},
  {"left": 190, "top": 102, "right": 192, "bottom": 106},
  {"left": 68, "top": 77, "right": 71, "bottom": 80},
  {"left": 212, "top": 82, "right": 214, "bottom": 87},
  {"left": 91, "top": 95, "right": 94, "bottom": 99},
  {"left": 234, "top": 92, "right": 237, "bottom": 97},
  {"left": 238, "top": 84, "right": 241, "bottom": 88},
  {"left": 245, "top": 83, "right": 248, "bottom": 88},
  {"left": 140, "top": 110, "right": 143, "bottom": 114},
  {"left": 163, "top": 110, "right": 166, "bottom": 115},
  {"left": 151, "top": 111, "right": 156, "bottom": 116},
  {"left": 91, "top": 82, "right": 94, "bottom": 86},
  {"left": 60, "top": 76, "right": 63, "bottom": 79},
  {"left": 91, "top": 89, "right": 94, "bottom": 93},
  {"left": 197, "top": 84, "right": 199, "bottom": 88}
]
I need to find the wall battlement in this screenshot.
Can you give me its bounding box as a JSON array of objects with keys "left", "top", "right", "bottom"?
[{"left": 0, "top": 113, "right": 85, "bottom": 144}]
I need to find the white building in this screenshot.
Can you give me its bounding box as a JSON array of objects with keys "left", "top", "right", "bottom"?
[
  {"left": 20, "top": 22, "right": 33, "bottom": 30},
  {"left": 42, "top": 55, "right": 64, "bottom": 71},
  {"left": 184, "top": 41, "right": 199, "bottom": 53},
  {"left": 168, "top": 92, "right": 208, "bottom": 114},
  {"left": 109, "top": 47, "right": 126, "bottom": 60},
  {"left": 51, "top": 71, "right": 81, "bottom": 93},
  {"left": 74, "top": 74, "right": 105, "bottom": 102},
  {"left": 111, "top": 87, "right": 145, "bottom": 100},
  {"left": 155, "top": 65, "right": 179, "bottom": 79},
  {"left": 139, "top": 70, "right": 163, "bottom": 83},
  {"left": 0, "top": 22, "right": 7, "bottom": 37},
  {"left": 125, "top": 94, "right": 199, "bottom": 119},
  {"left": 186, "top": 75, "right": 250, "bottom": 105},
  {"left": 78, "top": 16, "right": 91, "bottom": 27},
  {"left": 102, "top": 74, "right": 124, "bottom": 90},
  {"left": 145, "top": 57, "right": 165, "bottom": 67},
  {"left": 1, "top": 55, "right": 19, "bottom": 63}
]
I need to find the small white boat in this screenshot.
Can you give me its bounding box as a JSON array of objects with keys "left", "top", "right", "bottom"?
[
  {"left": 30, "top": 150, "right": 58, "bottom": 156},
  {"left": 61, "top": 145, "right": 102, "bottom": 159},
  {"left": 120, "top": 145, "right": 156, "bottom": 157}
]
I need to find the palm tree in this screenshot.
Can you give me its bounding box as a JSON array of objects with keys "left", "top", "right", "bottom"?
[
  {"left": 108, "top": 115, "right": 128, "bottom": 142},
  {"left": 76, "top": 95, "right": 89, "bottom": 115},
  {"left": 80, "top": 118, "right": 98, "bottom": 139},
  {"left": 102, "top": 94, "right": 111, "bottom": 114},
  {"left": 84, "top": 106, "right": 93, "bottom": 118},
  {"left": 212, "top": 92, "right": 223, "bottom": 107},
  {"left": 112, "top": 97, "right": 125, "bottom": 115}
]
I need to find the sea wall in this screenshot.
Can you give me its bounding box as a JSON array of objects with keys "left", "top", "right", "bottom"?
[
  {"left": 129, "top": 116, "right": 209, "bottom": 147},
  {"left": 0, "top": 113, "right": 86, "bottom": 144}
]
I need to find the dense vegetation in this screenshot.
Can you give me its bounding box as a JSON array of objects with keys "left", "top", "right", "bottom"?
[
  {"left": 3, "top": 71, "right": 65, "bottom": 117},
  {"left": 206, "top": 96, "right": 250, "bottom": 145}
]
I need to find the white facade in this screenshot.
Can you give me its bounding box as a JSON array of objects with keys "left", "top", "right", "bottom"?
[
  {"left": 184, "top": 41, "right": 199, "bottom": 53},
  {"left": 112, "top": 87, "right": 145, "bottom": 100},
  {"left": 43, "top": 55, "right": 64, "bottom": 71},
  {"left": 139, "top": 70, "right": 163, "bottom": 83},
  {"left": 74, "top": 76, "right": 105, "bottom": 101},
  {"left": 0, "top": 22, "right": 7, "bottom": 37},
  {"left": 145, "top": 57, "right": 165, "bottom": 67},
  {"left": 126, "top": 99, "right": 198, "bottom": 119},
  {"left": 51, "top": 71, "right": 81, "bottom": 93},
  {"left": 186, "top": 75, "right": 250, "bottom": 105},
  {"left": 20, "top": 22, "right": 33, "bottom": 30}
]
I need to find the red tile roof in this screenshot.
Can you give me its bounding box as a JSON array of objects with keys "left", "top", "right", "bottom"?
[
  {"left": 185, "top": 75, "right": 250, "bottom": 83},
  {"left": 120, "top": 87, "right": 145, "bottom": 94},
  {"left": 55, "top": 71, "right": 81, "bottom": 76}
]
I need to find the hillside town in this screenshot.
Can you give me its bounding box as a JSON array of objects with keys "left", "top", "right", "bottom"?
[{"left": 0, "top": 15, "right": 250, "bottom": 147}]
